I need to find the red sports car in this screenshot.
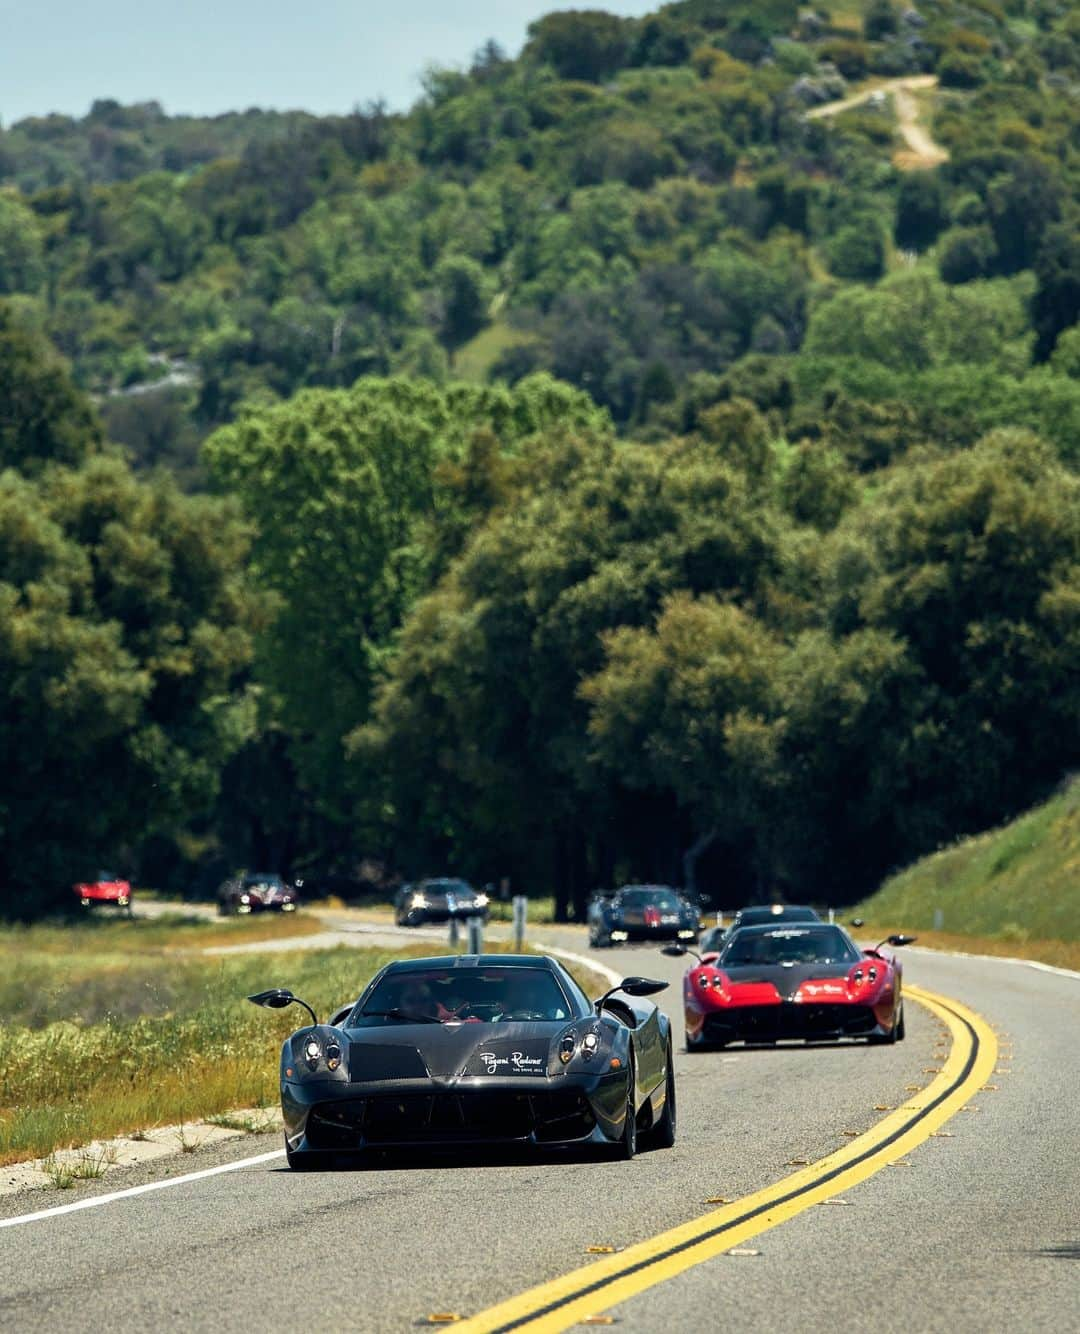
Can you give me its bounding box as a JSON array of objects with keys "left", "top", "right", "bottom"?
[
  {"left": 664, "top": 923, "right": 914, "bottom": 1050},
  {"left": 73, "top": 870, "right": 133, "bottom": 913}
]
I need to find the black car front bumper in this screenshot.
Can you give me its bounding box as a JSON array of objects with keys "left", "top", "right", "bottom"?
[
  {"left": 283, "top": 1072, "right": 628, "bottom": 1154},
  {"left": 702, "top": 1001, "right": 883, "bottom": 1043}
]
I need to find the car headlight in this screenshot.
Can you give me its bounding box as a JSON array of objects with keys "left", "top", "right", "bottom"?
[
  {"left": 240, "top": 894, "right": 250, "bottom": 903},
  {"left": 554, "top": 1024, "right": 606, "bottom": 1071},
  {"left": 475, "top": 893, "right": 489, "bottom": 907},
  {"left": 287, "top": 1032, "right": 345, "bottom": 1079},
  {"left": 410, "top": 894, "right": 429, "bottom": 908}
]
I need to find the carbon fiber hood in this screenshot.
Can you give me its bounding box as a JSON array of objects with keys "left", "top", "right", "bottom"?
[
  {"left": 344, "top": 1020, "right": 568, "bottom": 1081},
  {"left": 724, "top": 963, "right": 850, "bottom": 1000}
]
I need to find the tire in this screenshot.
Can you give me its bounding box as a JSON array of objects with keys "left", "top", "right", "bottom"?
[
  {"left": 685, "top": 1026, "right": 707, "bottom": 1053},
  {"left": 897, "top": 1003, "right": 906, "bottom": 1041},
  {"left": 285, "top": 1137, "right": 333, "bottom": 1171},
  {"left": 869, "top": 1009, "right": 900, "bottom": 1045},
  {"left": 642, "top": 1041, "right": 676, "bottom": 1150},
  {"left": 610, "top": 1058, "right": 637, "bottom": 1160}
]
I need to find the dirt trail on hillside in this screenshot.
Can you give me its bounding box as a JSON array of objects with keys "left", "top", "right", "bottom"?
[{"left": 806, "top": 74, "right": 948, "bottom": 170}]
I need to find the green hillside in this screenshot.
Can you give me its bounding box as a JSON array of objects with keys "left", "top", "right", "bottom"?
[
  {"left": 858, "top": 777, "right": 1080, "bottom": 942},
  {"left": 1, "top": 0, "right": 1078, "bottom": 919}
]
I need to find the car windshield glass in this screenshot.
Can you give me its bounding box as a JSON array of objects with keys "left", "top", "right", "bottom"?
[
  {"left": 422, "top": 880, "right": 471, "bottom": 894},
  {"left": 244, "top": 874, "right": 283, "bottom": 888},
  {"left": 736, "top": 906, "right": 818, "bottom": 927},
  {"left": 96, "top": 870, "right": 120, "bottom": 882},
  {"left": 720, "top": 927, "right": 859, "bottom": 967},
  {"left": 355, "top": 967, "right": 570, "bottom": 1024},
  {"left": 618, "top": 889, "right": 679, "bottom": 911}
]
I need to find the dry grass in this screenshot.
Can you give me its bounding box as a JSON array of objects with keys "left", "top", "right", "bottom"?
[
  {"left": 857, "top": 924, "right": 1080, "bottom": 973},
  {"left": 0, "top": 942, "right": 434, "bottom": 1166}
]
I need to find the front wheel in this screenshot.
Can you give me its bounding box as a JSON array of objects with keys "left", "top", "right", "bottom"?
[
  {"left": 642, "top": 1041, "right": 676, "bottom": 1150},
  {"left": 610, "top": 1058, "right": 637, "bottom": 1160},
  {"left": 285, "top": 1138, "right": 333, "bottom": 1171}
]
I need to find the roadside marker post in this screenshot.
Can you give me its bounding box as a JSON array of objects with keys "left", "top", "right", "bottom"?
[
  {"left": 512, "top": 895, "right": 527, "bottom": 952},
  {"left": 448, "top": 918, "right": 460, "bottom": 948},
  {"left": 467, "top": 916, "right": 483, "bottom": 954}
]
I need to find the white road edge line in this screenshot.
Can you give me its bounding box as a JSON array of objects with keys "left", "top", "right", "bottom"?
[
  {"left": 0, "top": 1149, "right": 286, "bottom": 1231},
  {"left": 908, "top": 944, "right": 1080, "bottom": 981}
]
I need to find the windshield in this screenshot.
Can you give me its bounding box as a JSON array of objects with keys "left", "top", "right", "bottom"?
[
  {"left": 244, "top": 873, "right": 283, "bottom": 888},
  {"left": 354, "top": 966, "right": 571, "bottom": 1025},
  {"left": 618, "top": 888, "right": 680, "bottom": 911},
  {"left": 735, "top": 906, "right": 819, "bottom": 928},
  {"left": 421, "top": 879, "right": 473, "bottom": 895},
  {"left": 95, "top": 870, "right": 120, "bottom": 882},
  {"left": 720, "top": 926, "right": 860, "bottom": 967}
]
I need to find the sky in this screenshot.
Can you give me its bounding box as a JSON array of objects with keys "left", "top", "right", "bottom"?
[{"left": 1, "top": 0, "right": 663, "bottom": 126}]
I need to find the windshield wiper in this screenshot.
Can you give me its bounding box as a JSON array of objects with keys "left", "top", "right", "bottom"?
[{"left": 359, "top": 1008, "right": 442, "bottom": 1024}]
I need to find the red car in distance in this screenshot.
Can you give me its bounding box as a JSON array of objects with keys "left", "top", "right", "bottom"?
[
  {"left": 664, "top": 923, "right": 915, "bottom": 1050},
  {"left": 73, "top": 870, "right": 133, "bottom": 914}
]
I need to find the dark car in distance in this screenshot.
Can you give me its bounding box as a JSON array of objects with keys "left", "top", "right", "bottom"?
[
  {"left": 394, "top": 878, "right": 489, "bottom": 927},
  {"left": 699, "top": 904, "right": 822, "bottom": 956},
  {"left": 588, "top": 884, "right": 700, "bottom": 948},
  {"left": 218, "top": 872, "right": 300, "bottom": 916},
  {"left": 249, "top": 953, "right": 676, "bottom": 1165}
]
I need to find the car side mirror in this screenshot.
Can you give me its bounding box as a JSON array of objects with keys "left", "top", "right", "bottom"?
[
  {"left": 887, "top": 934, "right": 917, "bottom": 947},
  {"left": 618, "top": 977, "right": 669, "bottom": 997},
  {"left": 661, "top": 943, "right": 687, "bottom": 957},
  {"left": 247, "top": 988, "right": 318, "bottom": 1025},
  {"left": 850, "top": 917, "right": 865, "bottom": 928},
  {"left": 248, "top": 988, "right": 295, "bottom": 1009}
]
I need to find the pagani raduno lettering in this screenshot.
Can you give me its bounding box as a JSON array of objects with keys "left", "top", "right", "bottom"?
[
  {"left": 664, "top": 924, "right": 915, "bottom": 1050},
  {"left": 248, "top": 953, "right": 676, "bottom": 1167}
]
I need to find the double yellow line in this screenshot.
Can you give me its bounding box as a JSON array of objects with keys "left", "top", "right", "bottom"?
[{"left": 458, "top": 985, "right": 997, "bottom": 1333}]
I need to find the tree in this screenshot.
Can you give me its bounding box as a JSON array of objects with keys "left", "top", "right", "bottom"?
[
  {"left": 435, "top": 254, "right": 493, "bottom": 346},
  {"left": 1032, "top": 225, "right": 1080, "bottom": 362},
  {"left": 0, "top": 458, "right": 261, "bottom": 917},
  {"left": 525, "top": 11, "right": 633, "bottom": 82},
  {"left": 204, "top": 376, "right": 607, "bottom": 836},
  {"left": 894, "top": 172, "right": 949, "bottom": 252},
  {"left": 826, "top": 223, "right": 885, "bottom": 282},
  {"left": 0, "top": 313, "right": 103, "bottom": 474}
]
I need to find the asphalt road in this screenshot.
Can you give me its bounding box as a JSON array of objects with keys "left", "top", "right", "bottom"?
[{"left": 2, "top": 927, "right": 1077, "bottom": 1333}]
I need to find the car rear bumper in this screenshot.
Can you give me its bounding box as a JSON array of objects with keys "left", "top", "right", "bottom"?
[
  {"left": 609, "top": 925, "right": 697, "bottom": 942},
  {"left": 399, "top": 906, "right": 488, "bottom": 925}
]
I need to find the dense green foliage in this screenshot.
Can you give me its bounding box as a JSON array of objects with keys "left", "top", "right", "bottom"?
[{"left": 2, "top": 1, "right": 1079, "bottom": 916}]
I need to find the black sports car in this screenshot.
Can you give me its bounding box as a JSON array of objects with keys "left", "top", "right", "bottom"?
[
  {"left": 393, "top": 878, "right": 489, "bottom": 927},
  {"left": 699, "top": 904, "right": 821, "bottom": 955},
  {"left": 248, "top": 953, "right": 676, "bottom": 1166},
  {"left": 587, "top": 884, "right": 700, "bottom": 947}
]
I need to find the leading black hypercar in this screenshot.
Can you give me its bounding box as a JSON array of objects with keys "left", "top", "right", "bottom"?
[{"left": 249, "top": 953, "right": 676, "bottom": 1167}]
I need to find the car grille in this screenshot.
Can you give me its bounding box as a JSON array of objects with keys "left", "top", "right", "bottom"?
[
  {"left": 306, "top": 1089, "right": 595, "bottom": 1148},
  {"left": 705, "top": 1002, "right": 879, "bottom": 1039},
  {"left": 348, "top": 1044, "right": 429, "bottom": 1081}
]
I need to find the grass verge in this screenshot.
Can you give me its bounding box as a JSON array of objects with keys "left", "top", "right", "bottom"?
[
  {"left": 0, "top": 942, "right": 432, "bottom": 1166},
  {"left": 856, "top": 775, "right": 1080, "bottom": 957}
]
